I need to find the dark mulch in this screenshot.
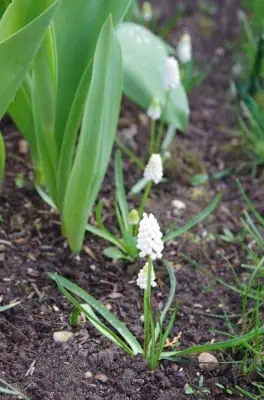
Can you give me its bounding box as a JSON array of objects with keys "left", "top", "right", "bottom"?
[{"left": 0, "top": 0, "right": 261, "bottom": 399}]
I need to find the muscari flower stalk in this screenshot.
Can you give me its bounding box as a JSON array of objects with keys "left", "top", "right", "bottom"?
[
  {"left": 137, "top": 262, "right": 157, "bottom": 289},
  {"left": 137, "top": 213, "right": 164, "bottom": 260},
  {"left": 142, "top": 2, "right": 153, "bottom": 22},
  {"left": 163, "top": 57, "right": 181, "bottom": 90},
  {"left": 144, "top": 154, "right": 163, "bottom": 184},
  {"left": 147, "top": 98, "right": 161, "bottom": 121},
  {"left": 177, "top": 33, "right": 192, "bottom": 64}
]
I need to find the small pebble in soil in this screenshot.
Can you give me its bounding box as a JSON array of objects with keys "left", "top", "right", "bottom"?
[
  {"left": 84, "top": 371, "right": 93, "bottom": 379},
  {"left": 95, "top": 373, "right": 108, "bottom": 383},
  {"left": 198, "top": 352, "right": 219, "bottom": 371},
  {"left": 53, "top": 331, "right": 73, "bottom": 343}
]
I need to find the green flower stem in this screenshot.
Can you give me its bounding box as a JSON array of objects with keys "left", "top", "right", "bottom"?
[
  {"left": 138, "top": 181, "right": 152, "bottom": 219},
  {"left": 155, "top": 90, "right": 170, "bottom": 152},
  {"left": 115, "top": 136, "right": 145, "bottom": 171},
  {"left": 149, "top": 119, "right": 156, "bottom": 156},
  {"left": 134, "top": 181, "right": 152, "bottom": 237},
  {"left": 143, "top": 256, "right": 153, "bottom": 359}
]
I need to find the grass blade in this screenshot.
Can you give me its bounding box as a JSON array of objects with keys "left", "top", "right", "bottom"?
[{"left": 163, "top": 194, "right": 221, "bottom": 242}]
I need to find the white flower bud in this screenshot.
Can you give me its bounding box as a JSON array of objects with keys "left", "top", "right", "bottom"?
[
  {"left": 142, "top": 2, "right": 153, "bottom": 22},
  {"left": 163, "top": 57, "right": 181, "bottom": 90},
  {"left": 128, "top": 209, "right": 140, "bottom": 225},
  {"left": 147, "top": 98, "right": 161, "bottom": 121},
  {"left": 144, "top": 154, "right": 163, "bottom": 184},
  {"left": 136, "top": 262, "right": 157, "bottom": 290},
  {"left": 137, "top": 213, "right": 164, "bottom": 260},
  {"left": 177, "top": 33, "right": 192, "bottom": 64}
]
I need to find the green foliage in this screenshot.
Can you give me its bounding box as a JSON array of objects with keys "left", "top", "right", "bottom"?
[
  {"left": 87, "top": 151, "right": 221, "bottom": 261},
  {"left": 0, "top": 0, "right": 59, "bottom": 119},
  {"left": 50, "top": 259, "right": 177, "bottom": 369},
  {"left": 7, "top": 1, "right": 131, "bottom": 253}
]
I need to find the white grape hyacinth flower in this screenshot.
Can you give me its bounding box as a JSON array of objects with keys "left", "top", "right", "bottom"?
[
  {"left": 177, "top": 33, "right": 192, "bottom": 64},
  {"left": 144, "top": 154, "right": 163, "bottom": 184},
  {"left": 163, "top": 57, "right": 181, "bottom": 90},
  {"left": 147, "top": 98, "right": 161, "bottom": 121},
  {"left": 137, "top": 213, "right": 164, "bottom": 260},
  {"left": 142, "top": 2, "right": 153, "bottom": 22},
  {"left": 137, "top": 262, "right": 157, "bottom": 290}
]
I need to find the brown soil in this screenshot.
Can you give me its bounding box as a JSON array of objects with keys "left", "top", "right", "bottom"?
[{"left": 0, "top": 0, "right": 262, "bottom": 399}]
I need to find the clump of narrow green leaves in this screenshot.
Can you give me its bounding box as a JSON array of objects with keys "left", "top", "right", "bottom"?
[
  {"left": 50, "top": 259, "right": 178, "bottom": 370},
  {"left": 87, "top": 150, "right": 221, "bottom": 262}
]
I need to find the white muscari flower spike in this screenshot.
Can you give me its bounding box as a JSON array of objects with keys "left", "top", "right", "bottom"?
[
  {"left": 144, "top": 154, "right": 163, "bottom": 184},
  {"left": 163, "top": 57, "right": 181, "bottom": 90},
  {"left": 137, "top": 213, "right": 164, "bottom": 260},
  {"left": 177, "top": 33, "right": 192, "bottom": 64},
  {"left": 142, "top": 2, "right": 153, "bottom": 22},
  {"left": 137, "top": 262, "right": 157, "bottom": 290},
  {"left": 147, "top": 98, "right": 161, "bottom": 121}
]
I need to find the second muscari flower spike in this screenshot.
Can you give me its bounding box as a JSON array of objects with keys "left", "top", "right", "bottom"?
[
  {"left": 147, "top": 98, "right": 161, "bottom": 121},
  {"left": 163, "top": 57, "right": 181, "bottom": 90},
  {"left": 177, "top": 33, "right": 192, "bottom": 64},
  {"left": 136, "top": 262, "right": 157, "bottom": 289},
  {"left": 144, "top": 154, "right": 163, "bottom": 184},
  {"left": 137, "top": 213, "right": 164, "bottom": 260}
]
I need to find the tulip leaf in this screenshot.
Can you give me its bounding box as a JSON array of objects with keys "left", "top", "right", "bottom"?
[
  {"left": 63, "top": 17, "right": 123, "bottom": 253},
  {"left": 117, "top": 22, "right": 189, "bottom": 130},
  {"left": 0, "top": 0, "right": 58, "bottom": 119},
  {"left": 53, "top": 0, "right": 132, "bottom": 150}
]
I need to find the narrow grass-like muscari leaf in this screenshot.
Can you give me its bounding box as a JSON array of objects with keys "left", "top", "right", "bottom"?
[
  {"left": 0, "top": 378, "right": 29, "bottom": 399},
  {"left": 0, "top": 0, "right": 59, "bottom": 119},
  {"left": 160, "top": 325, "right": 264, "bottom": 360},
  {"left": 154, "top": 260, "right": 176, "bottom": 340},
  {"left": 0, "top": 132, "right": 5, "bottom": 186},
  {"left": 117, "top": 22, "right": 189, "bottom": 129},
  {"left": 103, "top": 247, "right": 128, "bottom": 260},
  {"left": 57, "top": 280, "right": 135, "bottom": 355},
  {"left": 0, "top": 300, "right": 21, "bottom": 312},
  {"left": 50, "top": 273, "right": 143, "bottom": 355},
  {"left": 86, "top": 223, "right": 127, "bottom": 253},
  {"left": 63, "top": 17, "right": 123, "bottom": 253},
  {"left": 163, "top": 194, "right": 221, "bottom": 242}
]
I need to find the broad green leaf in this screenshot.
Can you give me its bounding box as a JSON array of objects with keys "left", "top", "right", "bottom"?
[
  {"left": 56, "top": 61, "right": 93, "bottom": 210},
  {"left": 50, "top": 273, "right": 143, "bottom": 355},
  {"left": 63, "top": 18, "right": 123, "bottom": 253},
  {"left": 163, "top": 194, "right": 221, "bottom": 242},
  {"left": 32, "top": 26, "right": 58, "bottom": 203},
  {"left": 0, "top": 0, "right": 59, "bottom": 119},
  {"left": 0, "top": 131, "right": 5, "bottom": 186},
  {"left": 117, "top": 22, "right": 189, "bottom": 129},
  {"left": 53, "top": 0, "right": 132, "bottom": 150}
]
